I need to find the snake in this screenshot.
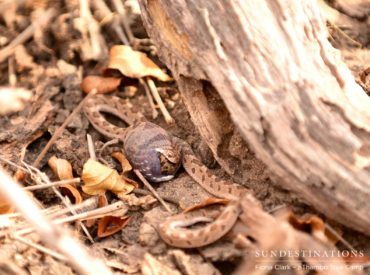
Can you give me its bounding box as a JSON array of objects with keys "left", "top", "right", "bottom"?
[{"left": 83, "top": 94, "right": 247, "bottom": 248}]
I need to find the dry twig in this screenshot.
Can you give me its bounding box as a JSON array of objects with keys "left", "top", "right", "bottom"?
[
  {"left": 91, "top": 1, "right": 171, "bottom": 122},
  {"left": 134, "top": 169, "right": 173, "bottom": 213},
  {"left": 13, "top": 234, "right": 67, "bottom": 262},
  {"left": 22, "top": 162, "right": 94, "bottom": 243},
  {"left": 78, "top": 0, "right": 107, "bottom": 60},
  {"left": 0, "top": 167, "right": 112, "bottom": 275},
  {"left": 146, "top": 77, "right": 174, "bottom": 124},
  {"left": 33, "top": 90, "right": 96, "bottom": 168},
  {"left": 0, "top": 9, "right": 55, "bottom": 63},
  {"left": 15, "top": 201, "right": 128, "bottom": 236},
  {"left": 140, "top": 78, "right": 159, "bottom": 118},
  {"left": 86, "top": 134, "right": 96, "bottom": 161},
  {"left": 23, "top": 178, "right": 81, "bottom": 191}
]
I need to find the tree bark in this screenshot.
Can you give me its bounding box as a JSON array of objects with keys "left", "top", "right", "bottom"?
[{"left": 138, "top": 0, "right": 370, "bottom": 235}]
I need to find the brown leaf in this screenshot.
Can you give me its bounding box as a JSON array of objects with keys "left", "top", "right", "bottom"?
[
  {"left": 81, "top": 159, "right": 135, "bottom": 195},
  {"left": 111, "top": 152, "right": 139, "bottom": 188},
  {"left": 280, "top": 210, "right": 339, "bottom": 244},
  {"left": 48, "top": 156, "right": 82, "bottom": 204},
  {"left": 0, "top": 193, "right": 13, "bottom": 214},
  {"left": 184, "top": 197, "right": 229, "bottom": 213},
  {"left": 111, "top": 151, "right": 132, "bottom": 174},
  {"left": 13, "top": 170, "right": 26, "bottom": 182},
  {"left": 59, "top": 184, "right": 83, "bottom": 204},
  {"left": 358, "top": 67, "right": 370, "bottom": 94},
  {"left": 85, "top": 193, "right": 108, "bottom": 227},
  {"left": 48, "top": 156, "right": 73, "bottom": 180},
  {"left": 97, "top": 215, "right": 130, "bottom": 238},
  {"left": 80, "top": 75, "right": 122, "bottom": 94},
  {"left": 104, "top": 45, "right": 172, "bottom": 82},
  {"left": 359, "top": 67, "right": 370, "bottom": 83}
]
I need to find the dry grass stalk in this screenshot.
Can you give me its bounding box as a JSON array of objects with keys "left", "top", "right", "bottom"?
[{"left": 0, "top": 167, "right": 112, "bottom": 275}]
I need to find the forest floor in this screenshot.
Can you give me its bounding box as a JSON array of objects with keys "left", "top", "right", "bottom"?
[{"left": 0, "top": 1, "right": 369, "bottom": 274}]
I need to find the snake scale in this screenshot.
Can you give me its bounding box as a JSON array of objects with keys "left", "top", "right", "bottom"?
[{"left": 83, "top": 94, "right": 247, "bottom": 248}]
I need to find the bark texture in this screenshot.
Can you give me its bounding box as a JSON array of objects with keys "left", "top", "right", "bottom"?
[{"left": 139, "top": 0, "right": 370, "bottom": 234}]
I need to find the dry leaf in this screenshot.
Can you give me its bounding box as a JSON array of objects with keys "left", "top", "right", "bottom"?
[
  {"left": 13, "top": 170, "right": 26, "bottom": 182},
  {"left": 48, "top": 156, "right": 82, "bottom": 204},
  {"left": 359, "top": 67, "right": 370, "bottom": 83},
  {"left": 0, "top": 193, "right": 13, "bottom": 214},
  {"left": 111, "top": 151, "right": 132, "bottom": 173},
  {"left": 288, "top": 213, "right": 328, "bottom": 242},
  {"left": 111, "top": 151, "right": 139, "bottom": 188},
  {"left": 80, "top": 75, "right": 122, "bottom": 94},
  {"left": 81, "top": 159, "right": 135, "bottom": 195},
  {"left": 277, "top": 210, "right": 339, "bottom": 244},
  {"left": 59, "top": 184, "right": 83, "bottom": 204},
  {"left": 48, "top": 156, "right": 73, "bottom": 180},
  {"left": 359, "top": 67, "right": 370, "bottom": 94},
  {"left": 85, "top": 193, "right": 108, "bottom": 227},
  {"left": 104, "top": 45, "right": 172, "bottom": 82},
  {"left": 97, "top": 215, "right": 130, "bottom": 238}
]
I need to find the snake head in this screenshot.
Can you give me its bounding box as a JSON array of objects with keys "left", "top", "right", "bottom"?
[
  {"left": 155, "top": 146, "right": 181, "bottom": 164},
  {"left": 155, "top": 145, "right": 181, "bottom": 176}
]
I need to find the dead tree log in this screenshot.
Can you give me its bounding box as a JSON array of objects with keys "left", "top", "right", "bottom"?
[{"left": 138, "top": 0, "right": 370, "bottom": 235}]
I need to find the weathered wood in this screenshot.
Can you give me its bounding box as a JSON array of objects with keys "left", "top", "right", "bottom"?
[{"left": 139, "top": 0, "right": 370, "bottom": 234}]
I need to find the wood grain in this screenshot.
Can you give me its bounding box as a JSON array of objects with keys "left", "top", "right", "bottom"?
[{"left": 139, "top": 0, "right": 370, "bottom": 234}]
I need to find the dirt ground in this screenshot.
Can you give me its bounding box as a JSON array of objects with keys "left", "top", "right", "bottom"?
[{"left": 0, "top": 1, "right": 369, "bottom": 274}]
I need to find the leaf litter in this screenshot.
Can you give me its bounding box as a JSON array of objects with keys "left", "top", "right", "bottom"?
[{"left": 0, "top": 1, "right": 368, "bottom": 274}]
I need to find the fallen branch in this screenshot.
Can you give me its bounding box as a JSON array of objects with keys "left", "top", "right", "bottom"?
[{"left": 139, "top": 0, "right": 370, "bottom": 235}]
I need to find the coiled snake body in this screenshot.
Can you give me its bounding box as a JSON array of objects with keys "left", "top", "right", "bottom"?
[{"left": 83, "top": 94, "right": 246, "bottom": 248}]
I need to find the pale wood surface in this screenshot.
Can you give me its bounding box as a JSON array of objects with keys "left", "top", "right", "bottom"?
[{"left": 139, "top": 0, "right": 370, "bottom": 235}]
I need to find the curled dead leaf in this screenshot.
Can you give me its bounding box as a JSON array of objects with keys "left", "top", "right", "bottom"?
[
  {"left": 111, "top": 151, "right": 132, "bottom": 174},
  {"left": 48, "top": 156, "right": 73, "bottom": 180},
  {"left": 48, "top": 156, "right": 82, "bottom": 204},
  {"left": 13, "top": 170, "right": 26, "bottom": 182},
  {"left": 111, "top": 151, "right": 139, "bottom": 188},
  {"left": 104, "top": 45, "right": 172, "bottom": 82},
  {"left": 277, "top": 210, "right": 340, "bottom": 244},
  {"left": 97, "top": 215, "right": 131, "bottom": 238},
  {"left": 0, "top": 193, "right": 13, "bottom": 214},
  {"left": 85, "top": 193, "right": 108, "bottom": 227},
  {"left": 359, "top": 67, "right": 370, "bottom": 94},
  {"left": 81, "top": 159, "right": 135, "bottom": 196},
  {"left": 359, "top": 67, "right": 370, "bottom": 84},
  {"left": 80, "top": 75, "right": 122, "bottom": 94},
  {"left": 59, "top": 184, "right": 83, "bottom": 204}
]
